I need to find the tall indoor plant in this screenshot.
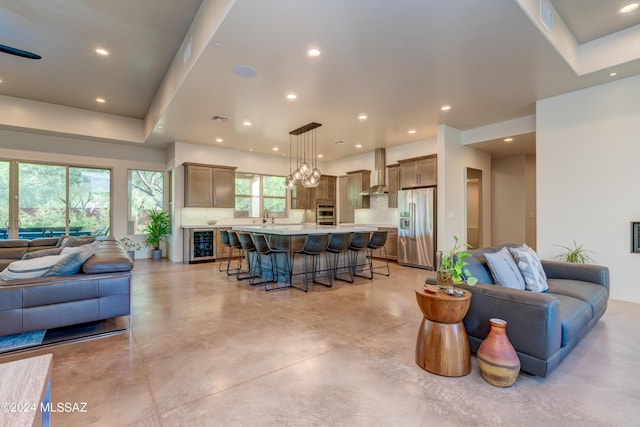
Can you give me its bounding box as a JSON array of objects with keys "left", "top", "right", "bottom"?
[
  {"left": 438, "top": 235, "right": 478, "bottom": 291},
  {"left": 142, "top": 208, "right": 171, "bottom": 260}
]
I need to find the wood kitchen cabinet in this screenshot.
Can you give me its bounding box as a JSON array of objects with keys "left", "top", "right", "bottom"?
[
  {"left": 346, "top": 170, "right": 371, "bottom": 209},
  {"left": 386, "top": 164, "right": 400, "bottom": 208},
  {"left": 184, "top": 163, "right": 237, "bottom": 208},
  {"left": 315, "top": 175, "right": 336, "bottom": 201},
  {"left": 291, "top": 182, "right": 314, "bottom": 209},
  {"left": 371, "top": 227, "right": 398, "bottom": 261},
  {"left": 339, "top": 175, "right": 353, "bottom": 223},
  {"left": 398, "top": 155, "right": 437, "bottom": 189}
]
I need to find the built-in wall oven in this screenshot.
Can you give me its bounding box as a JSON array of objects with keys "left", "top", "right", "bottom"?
[
  {"left": 185, "top": 228, "right": 216, "bottom": 263},
  {"left": 316, "top": 203, "right": 336, "bottom": 226}
]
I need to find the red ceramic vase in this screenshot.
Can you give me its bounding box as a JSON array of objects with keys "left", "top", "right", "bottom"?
[{"left": 477, "top": 318, "right": 520, "bottom": 387}]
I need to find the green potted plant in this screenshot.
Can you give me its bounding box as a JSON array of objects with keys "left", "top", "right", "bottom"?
[
  {"left": 141, "top": 208, "right": 171, "bottom": 260},
  {"left": 119, "top": 236, "right": 142, "bottom": 261},
  {"left": 556, "top": 239, "right": 593, "bottom": 264},
  {"left": 438, "top": 235, "right": 478, "bottom": 293}
]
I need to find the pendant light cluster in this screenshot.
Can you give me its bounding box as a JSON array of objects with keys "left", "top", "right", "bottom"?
[{"left": 286, "top": 122, "right": 322, "bottom": 189}]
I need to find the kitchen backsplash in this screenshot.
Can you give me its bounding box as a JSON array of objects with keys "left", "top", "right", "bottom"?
[
  {"left": 181, "top": 207, "right": 305, "bottom": 225},
  {"left": 354, "top": 194, "right": 398, "bottom": 225}
]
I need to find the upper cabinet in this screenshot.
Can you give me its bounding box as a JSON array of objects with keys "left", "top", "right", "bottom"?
[
  {"left": 346, "top": 170, "right": 371, "bottom": 209},
  {"left": 386, "top": 164, "right": 400, "bottom": 208},
  {"left": 184, "top": 163, "right": 237, "bottom": 208},
  {"left": 316, "top": 175, "right": 336, "bottom": 202},
  {"left": 291, "top": 182, "right": 314, "bottom": 209},
  {"left": 398, "top": 155, "right": 437, "bottom": 189}
]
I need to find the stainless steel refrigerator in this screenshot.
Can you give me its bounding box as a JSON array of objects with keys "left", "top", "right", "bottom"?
[{"left": 398, "top": 188, "right": 436, "bottom": 269}]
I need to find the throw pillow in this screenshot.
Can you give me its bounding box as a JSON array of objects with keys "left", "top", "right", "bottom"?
[
  {"left": 484, "top": 247, "right": 526, "bottom": 290},
  {"left": 46, "top": 241, "right": 100, "bottom": 276},
  {"left": 509, "top": 244, "right": 549, "bottom": 293},
  {"left": 22, "top": 247, "right": 63, "bottom": 260},
  {"left": 0, "top": 254, "right": 68, "bottom": 282},
  {"left": 60, "top": 236, "right": 96, "bottom": 248}
]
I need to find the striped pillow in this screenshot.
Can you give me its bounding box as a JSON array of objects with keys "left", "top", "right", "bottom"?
[{"left": 0, "top": 254, "right": 67, "bottom": 282}]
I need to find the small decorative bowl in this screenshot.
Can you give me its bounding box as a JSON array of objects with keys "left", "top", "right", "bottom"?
[{"left": 207, "top": 220, "right": 218, "bottom": 225}]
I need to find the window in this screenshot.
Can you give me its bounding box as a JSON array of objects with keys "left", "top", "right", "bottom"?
[
  {"left": 128, "top": 169, "right": 164, "bottom": 234},
  {"left": 234, "top": 173, "right": 286, "bottom": 218},
  {"left": 0, "top": 160, "right": 111, "bottom": 240}
]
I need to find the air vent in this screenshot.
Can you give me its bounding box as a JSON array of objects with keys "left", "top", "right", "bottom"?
[{"left": 211, "top": 115, "right": 228, "bottom": 122}]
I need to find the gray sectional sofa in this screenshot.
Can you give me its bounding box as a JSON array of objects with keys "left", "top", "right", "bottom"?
[
  {"left": 429, "top": 244, "right": 609, "bottom": 377},
  {"left": 0, "top": 237, "right": 133, "bottom": 337}
]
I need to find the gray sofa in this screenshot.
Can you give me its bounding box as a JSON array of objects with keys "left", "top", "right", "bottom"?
[
  {"left": 428, "top": 244, "right": 609, "bottom": 377},
  {"left": 0, "top": 237, "right": 133, "bottom": 337}
]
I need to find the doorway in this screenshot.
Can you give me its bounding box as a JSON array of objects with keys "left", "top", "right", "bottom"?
[{"left": 466, "top": 168, "right": 483, "bottom": 249}]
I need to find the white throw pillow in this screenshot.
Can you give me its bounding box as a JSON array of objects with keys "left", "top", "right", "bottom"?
[
  {"left": 484, "top": 247, "right": 526, "bottom": 290},
  {"left": 509, "top": 244, "right": 548, "bottom": 293},
  {"left": 0, "top": 254, "right": 68, "bottom": 282}
]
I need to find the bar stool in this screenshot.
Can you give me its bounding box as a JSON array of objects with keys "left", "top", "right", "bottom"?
[
  {"left": 326, "top": 233, "right": 352, "bottom": 282},
  {"left": 218, "top": 230, "right": 231, "bottom": 273},
  {"left": 366, "top": 231, "right": 390, "bottom": 278},
  {"left": 226, "top": 231, "right": 248, "bottom": 278},
  {"left": 237, "top": 232, "right": 258, "bottom": 281},
  {"left": 291, "top": 234, "right": 331, "bottom": 292},
  {"left": 348, "top": 231, "right": 371, "bottom": 281},
  {"left": 250, "top": 234, "right": 291, "bottom": 291}
]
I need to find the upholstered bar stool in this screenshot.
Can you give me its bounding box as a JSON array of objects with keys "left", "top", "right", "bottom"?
[
  {"left": 291, "top": 234, "right": 331, "bottom": 292},
  {"left": 250, "top": 233, "right": 291, "bottom": 291},
  {"left": 218, "top": 230, "right": 231, "bottom": 273},
  {"left": 348, "top": 231, "right": 371, "bottom": 281},
  {"left": 237, "top": 232, "right": 258, "bottom": 281},
  {"left": 366, "top": 231, "right": 390, "bottom": 277},
  {"left": 326, "top": 233, "right": 352, "bottom": 282}
]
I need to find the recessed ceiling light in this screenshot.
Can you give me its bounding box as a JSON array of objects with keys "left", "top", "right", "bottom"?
[
  {"left": 610, "top": 72, "right": 617, "bottom": 77},
  {"left": 95, "top": 48, "right": 109, "bottom": 56},
  {"left": 272, "top": 147, "right": 279, "bottom": 151},
  {"left": 96, "top": 98, "right": 106, "bottom": 103},
  {"left": 0, "top": 79, "right": 3, "bottom": 84},
  {"left": 355, "top": 144, "right": 362, "bottom": 148},
  {"left": 249, "top": 148, "right": 253, "bottom": 152},
  {"left": 308, "top": 48, "right": 320, "bottom": 57},
  {"left": 317, "top": 154, "right": 324, "bottom": 158},
  {"left": 504, "top": 137, "right": 513, "bottom": 142},
  {"left": 408, "top": 129, "right": 416, "bottom": 134},
  {"left": 619, "top": 3, "right": 639, "bottom": 13},
  {"left": 243, "top": 120, "right": 252, "bottom": 127},
  {"left": 358, "top": 114, "right": 368, "bottom": 121},
  {"left": 157, "top": 126, "right": 163, "bottom": 130},
  {"left": 286, "top": 93, "right": 297, "bottom": 100},
  {"left": 441, "top": 105, "right": 451, "bottom": 111},
  {"left": 216, "top": 138, "right": 223, "bottom": 143}
]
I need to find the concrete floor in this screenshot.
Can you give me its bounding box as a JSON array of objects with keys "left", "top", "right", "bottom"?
[{"left": 1, "top": 259, "right": 638, "bottom": 426}]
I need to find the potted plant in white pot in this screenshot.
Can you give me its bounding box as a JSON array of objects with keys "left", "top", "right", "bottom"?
[
  {"left": 119, "top": 236, "right": 141, "bottom": 261},
  {"left": 141, "top": 208, "right": 171, "bottom": 260}
]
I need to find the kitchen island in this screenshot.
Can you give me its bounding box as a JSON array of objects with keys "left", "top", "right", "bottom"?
[{"left": 231, "top": 224, "right": 378, "bottom": 286}]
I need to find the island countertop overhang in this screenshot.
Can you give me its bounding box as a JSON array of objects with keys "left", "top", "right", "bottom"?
[{"left": 231, "top": 224, "right": 378, "bottom": 235}]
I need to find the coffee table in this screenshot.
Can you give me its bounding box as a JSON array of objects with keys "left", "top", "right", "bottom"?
[{"left": 415, "top": 287, "right": 472, "bottom": 377}]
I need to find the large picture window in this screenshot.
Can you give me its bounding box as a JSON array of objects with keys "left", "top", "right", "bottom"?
[
  {"left": 128, "top": 169, "right": 164, "bottom": 234},
  {"left": 234, "top": 173, "right": 286, "bottom": 218},
  {"left": 0, "top": 160, "right": 111, "bottom": 240}
]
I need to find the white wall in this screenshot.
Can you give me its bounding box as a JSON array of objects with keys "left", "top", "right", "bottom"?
[
  {"left": 437, "top": 125, "right": 492, "bottom": 251},
  {"left": 537, "top": 74, "right": 640, "bottom": 303},
  {"left": 492, "top": 156, "right": 526, "bottom": 245},
  {"left": 0, "top": 128, "right": 166, "bottom": 257}
]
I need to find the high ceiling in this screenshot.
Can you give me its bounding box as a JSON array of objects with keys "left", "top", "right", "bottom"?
[{"left": 1, "top": 0, "right": 640, "bottom": 161}]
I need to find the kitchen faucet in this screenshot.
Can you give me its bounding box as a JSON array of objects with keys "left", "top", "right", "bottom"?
[{"left": 263, "top": 209, "right": 269, "bottom": 224}]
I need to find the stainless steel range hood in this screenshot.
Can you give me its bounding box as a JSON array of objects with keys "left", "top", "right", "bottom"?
[{"left": 360, "top": 148, "right": 387, "bottom": 195}]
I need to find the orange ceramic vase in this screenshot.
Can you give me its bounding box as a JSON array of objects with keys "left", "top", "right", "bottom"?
[{"left": 477, "top": 318, "right": 520, "bottom": 387}]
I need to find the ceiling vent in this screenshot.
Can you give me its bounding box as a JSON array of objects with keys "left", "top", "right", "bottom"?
[{"left": 211, "top": 115, "right": 228, "bottom": 122}]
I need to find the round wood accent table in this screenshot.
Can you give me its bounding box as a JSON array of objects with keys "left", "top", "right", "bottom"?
[{"left": 415, "top": 287, "right": 472, "bottom": 377}]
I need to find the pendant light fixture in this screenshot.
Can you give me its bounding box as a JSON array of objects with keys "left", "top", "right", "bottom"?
[{"left": 286, "top": 122, "right": 322, "bottom": 189}]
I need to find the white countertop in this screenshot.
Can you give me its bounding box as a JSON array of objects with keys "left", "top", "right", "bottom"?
[{"left": 232, "top": 224, "right": 378, "bottom": 235}]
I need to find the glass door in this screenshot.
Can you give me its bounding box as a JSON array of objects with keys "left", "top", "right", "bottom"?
[
  {"left": 69, "top": 167, "right": 111, "bottom": 236},
  {"left": 0, "top": 161, "right": 9, "bottom": 239},
  {"left": 18, "top": 163, "right": 67, "bottom": 239}
]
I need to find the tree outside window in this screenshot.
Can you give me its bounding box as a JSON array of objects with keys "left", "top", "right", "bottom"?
[
  {"left": 235, "top": 173, "right": 286, "bottom": 218},
  {"left": 128, "top": 170, "right": 164, "bottom": 234}
]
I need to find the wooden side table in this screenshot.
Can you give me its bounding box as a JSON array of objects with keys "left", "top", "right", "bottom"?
[
  {"left": 415, "top": 287, "right": 472, "bottom": 377},
  {"left": 0, "top": 353, "right": 53, "bottom": 427}
]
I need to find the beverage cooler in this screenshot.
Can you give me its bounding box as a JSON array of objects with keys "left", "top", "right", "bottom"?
[{"left": 184, "top": 228, "right": 216, "bottom": 263}]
